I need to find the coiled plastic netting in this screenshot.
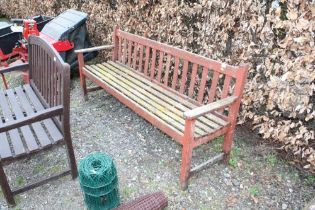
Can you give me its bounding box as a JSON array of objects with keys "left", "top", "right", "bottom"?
[{"left": 79, "top": 152, "right": 120, "bottom": 210}]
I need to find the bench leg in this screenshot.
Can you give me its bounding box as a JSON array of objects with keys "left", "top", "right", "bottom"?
[
  {"left": 180, "top": 119, "right": 195, "bottom": 190},
  {"left": 180, "top": 142, "right": 193, "bottom": 190},
  {"left": 222, "top": 127, "right": 235, "bottom": 163},
  {"left": 77, "top": 52, "right": 88, "bottom": 101},
  {"left": 0, "top": 163, "right": 16, "bottom": 206},
  {"left": 80, "top": 74, "right": 88, "bottom": 101}
]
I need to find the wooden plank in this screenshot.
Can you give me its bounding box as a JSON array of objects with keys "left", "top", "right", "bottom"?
[
  {"left": 221, "top": 75, "right": 232, "bottom": 99},
  {"left": 163, "top": 54, "right": 171, "bottom": 86},
  {"left": 23, "top": 85, "right": 63, "bottom": 143},
  {"left": 98, "top": 63, "right": 214, "bottom": 133},
  {"left": 190, "top": 153, "right": 224, "bottom": 174},
  {"left": 0, "top": 91, "right": 25, "bottom": 156},
  {"left": 82, "top": 67, "right": 183, "bottom": 143},
  {"left": 12, "top": 169, "right": 71, "bottom": 195},
  {"left": 132, "top": 42, "right": 138, "bottom": 69},
  {"left": 184, "top": 96, "right": 237, "bottom": 119},
  {"left": 118, "top": 36, "right": 122, "bottom": 62},
  {"left": 0, "top": 120, "right": 12, "bottom": 159},
  {"left": 197, "top": 66, "right": 209, "bottom": 103},
  {"left": 86, "top": 65, "right": 199, "bottom": 136},
  {"left": 93, "top": 64, "right": 212, "bottom": 135},
  {"left": 179, "top": 60, "right": 189, "bottom": 94},
  {"left": 157, "top": 51, "right": 164, "bottom": 82},
  {"left": 171, "top": 57, "right": 180, "bottom": 89},
  {"left": 188, "top": 63, "right": 198, "bottom": 98},
  {"left": 118, "top": 30, "right": 239, "bottom": 78},
  {"left": 103, "top": 63, "right": 223, "bottom": 130},
  {"left": 122, "top": 38, "right": 127, "bottom": 64},
  {"left": 6, "top": 89, "right": 39, "bottom": 152},
  {"left": 109, "top": 61, "right": 228, "bottom": 127},
  {"left": 150, "top": 49, "right": 157, "bottom": 79},
  {"left": 127, "top": 40, "right": 133, "bottom": 67},
  {"left": 143, "top": 46, "right": 150, "bottom": 76},
  {"left": 15, "top": 87, "right": 52, "bottom": 147},
  {"left": 208, "top": 71, "right": 220, "bottom": 103},
  {"left": 138, "top": 45, "right": 144, "bottom": 72},
  {"left": 74, "top": 45, "right": 114, "bottom": 54}
]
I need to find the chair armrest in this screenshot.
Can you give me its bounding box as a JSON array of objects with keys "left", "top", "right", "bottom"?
[
  {"left": 0, "top": 105, "right": 63, "bottom": 133},
  {"left": 74, "top": 45, "right": 114, "bottom": 54},
  {"left": 184, "top": 96, "right": 238, "bottom": 120},
  {"left": 0, "top": 63, "right": 29, "bottom": 74}
]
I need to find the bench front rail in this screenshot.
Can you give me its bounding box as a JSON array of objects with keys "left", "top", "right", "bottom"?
[{"left": 76, "top": 26, "right": 249, "bottom": 189}]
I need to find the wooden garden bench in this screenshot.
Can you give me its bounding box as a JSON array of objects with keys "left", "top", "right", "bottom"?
[
  {"left": 76, "top": 26, "right": 248, "bottom": 189},
  {"left": 0, "top": 36, "right": 77, "bottom": 206}
]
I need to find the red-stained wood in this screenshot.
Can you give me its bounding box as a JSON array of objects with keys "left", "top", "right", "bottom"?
[
  {"left": 197, "top": 66, "right": 208, "bottom": 103},
  {"left": 157, "top": 51, "right": 164, "bottom": 82},
  {"left": 143, "top": 46, "right": 150, "bottom": 76},
  {"left": 117, "top": 30, "right": 239, "bottom": 78},
  {"left": 77, "top": 27, "right": 249, "bottom": 191},
  {"left": 188, "top": 63, "right": 198, "bottom": 97},
  {"left": 208, "top": 71, "right": 219, "bottom": 103},
  {"left": 171, "top": 57, "right": 180, "bottom": 89},
  {"left": 138, "top": 45, "right": 144, "bottom": 72},
  {"left": 163, "top": 54, "right": 172, "bottom": 86},
  {"left": 150, "top": 49, "right": 157, "bottom": 79},
  {"left": 179, "top": 60, "right": 188, "bottom": 94},
  {"left": 127, "top": 41, "right": 133, "bottom": 67},
  {"left": 132, "top": 42, "right": 138, "bottom": 69},
  {"left": 112, "top": 25, "right": 119, "bottom": 61},
  {"left": 221, "top": 75, "right": 232, "bottom": 99},
  {"left": 180, "top": 119, "right": 195, "bottom": 190},
  {"left": 122, "top": 38, "right": 127, "bottom": 64},
  {"left": 118, "top": 36, "right": 122, "bottom": 62}
]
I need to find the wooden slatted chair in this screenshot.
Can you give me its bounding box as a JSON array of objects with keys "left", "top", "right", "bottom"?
[
  {"left": 76, "top": 26, "right": 248, "bottom": 189},
  {"left": 0, "top": 36, "right": 78, "bottom": 206}
]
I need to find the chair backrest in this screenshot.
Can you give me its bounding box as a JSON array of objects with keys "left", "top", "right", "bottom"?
[
  {"left": 112, "top": 26, "right": 248, "bottom": 107},
  {"left": 28, "top": 35, "right": 70, "bottom": 127}
]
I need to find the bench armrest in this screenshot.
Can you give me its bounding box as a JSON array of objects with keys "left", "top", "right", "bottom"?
[
  {"left": 0, "top": 105, "right": 63, "bottom": 133},
  {"left": 74, "top": 45, "right": 114, "bottom": 54},
  {"left": 184, "top": 96, "right": 238, "bottom": 120},
  {"left": 0, "top": 63, "right": 29, "bottom": 74}
]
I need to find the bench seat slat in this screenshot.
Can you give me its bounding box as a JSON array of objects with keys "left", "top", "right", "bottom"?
[
  {"left": 108, "top": 61, "right": 228, "bottom": 127},
  {"left": 0, "top": 85, "right": 64, "bottom": 161},
  {"left": 0, "top": 91, "right": 25, "bottom": 156},
  {"left": 88, "top": 65, "right": 208, "bottom": 136},
  {"left": 97, "top": 63, "right": 215, "bottom": 134},
  {"left": 23, "top": 85, "right": 63, "bottom": 143},
  {"left": 82, "top": 66, "right": 183, "bottom": 142},
  {"left": 15, "top": 87, "right": 52, "bottom": 147},
  {"left": 84, "top": 62, "right": 229, "bottom": 138},
  {"left": 85, "top": 65, "right": 186, "bottom": 136},
  {"left": 5, "top": 89, "right": 39, "bottom": 152},
  {"left": 0, "top": 129, "right": 12, "bottom": 160}
]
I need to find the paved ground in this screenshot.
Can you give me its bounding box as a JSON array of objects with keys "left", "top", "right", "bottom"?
[{"left": 0, "top": 76, "right": 314, "bottom": 210}]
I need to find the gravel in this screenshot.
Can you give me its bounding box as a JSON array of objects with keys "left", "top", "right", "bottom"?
[{"left": 0, "top": 76, "right": 314, "bottom": 209}]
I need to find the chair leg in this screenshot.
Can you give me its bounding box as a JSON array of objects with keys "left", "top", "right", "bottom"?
[
  {"left": 0, "top": 163, "right": 16, "bottom": 206},
  {"left": 64, "top": 130, "right": 78, "bottom": 179},
  {"left": 222, "top": 128, "right": 235, "bottom": 163}
]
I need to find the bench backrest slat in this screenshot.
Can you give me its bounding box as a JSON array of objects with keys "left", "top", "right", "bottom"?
[{"left": 113, "top": 27, "right": 248, "bottom": 105}]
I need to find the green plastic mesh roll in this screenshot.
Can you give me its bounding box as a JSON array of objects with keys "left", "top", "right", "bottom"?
[{"left": 79, "top": 152, "right": 120, "bottom": 210}]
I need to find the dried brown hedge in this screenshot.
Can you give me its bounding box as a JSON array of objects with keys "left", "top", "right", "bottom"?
[{"left": 0, "top": 0, "right": 314, "bottom": 171}]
